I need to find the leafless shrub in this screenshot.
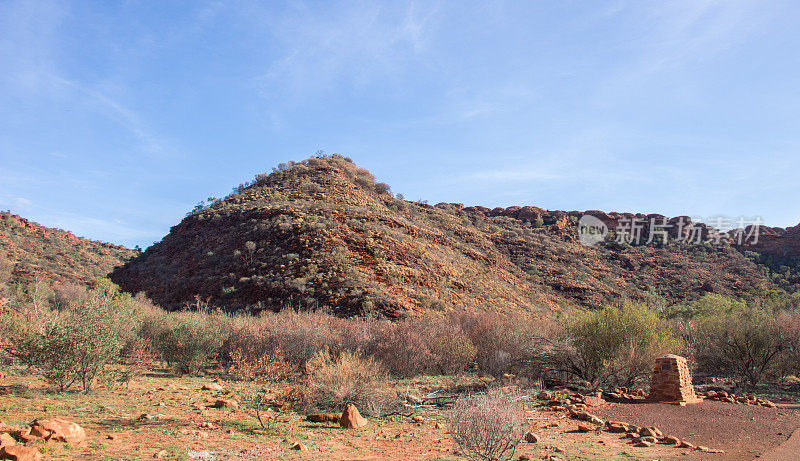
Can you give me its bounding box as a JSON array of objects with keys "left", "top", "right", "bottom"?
[{"left": 447, "top": 389, "right": 526, "bottom": 461}]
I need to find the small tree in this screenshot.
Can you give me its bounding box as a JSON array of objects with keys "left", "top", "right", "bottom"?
[
  {"left": 2, "top": 278, "right": 140, "bottom": 392},
  {"left": 690, "top": 301, "right": 791, "bottom": 386},
  {"left": 545, "top": 302, "right": 678, "bottom": 389},
  {"left": 447, "top": 389, "right": 525, "bottom": 461}
]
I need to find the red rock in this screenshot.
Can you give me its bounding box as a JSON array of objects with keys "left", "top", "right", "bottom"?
[
  {"left": 583, "top": 396, "right": 606, "bottom": 407},
  {"left": 577, "top": 422, "right": 598, "bottom": 432},
  {"left": 0, "top": 433, "right": 16, "bottom": 448},
  {"left": 28, "top": 419, "right": 86, "bottom": 443},
  {"left": 605, "top": 422, "right": 629, "bottom": 433},
  {"left": 339, "top": 403, "right": 367, "bottom": 429},
  {"left": 0, "top": 446, "right": 42, "bottom": 461},
  {"left": 662, "top": 435, "right": 681, "bottom": 445},
  {"left": 307, "top": 413, "right": 340, "bottom": 423},
  {"left": 638, "top": 426, "right": 662, "bottom": 438},
  {"left": 523, "top": 431, "right": 539, "bottom": 443},
  {"left": 212, "top": 399, "right": 238, "bottom": 409}
]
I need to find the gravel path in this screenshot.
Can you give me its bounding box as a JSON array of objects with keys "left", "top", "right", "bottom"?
[{"left": 592, "top": 400, "right": 800, "bottom": 460}]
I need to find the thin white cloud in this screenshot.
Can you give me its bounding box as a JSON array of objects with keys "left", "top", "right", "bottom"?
[{"left": 249, "top": 1, "right": 439, "bottom": 101}]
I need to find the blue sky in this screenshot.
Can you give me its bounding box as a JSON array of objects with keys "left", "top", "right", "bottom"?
[{"left": 1, "top": 0, "right": 799, "bottom": 249}]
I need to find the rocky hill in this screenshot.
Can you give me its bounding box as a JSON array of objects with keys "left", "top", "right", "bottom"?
[
  {"left": 0, "top": 211, "right": 137, "bottom": 287},
  {"left": 110, "top": 155, "right": 797, "bottom": 317}
]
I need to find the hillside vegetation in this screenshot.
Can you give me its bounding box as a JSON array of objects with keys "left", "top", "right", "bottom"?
[
  {"left": 110, "top": 155, "right": 788, "bottom": 316},
  {"left": 0, "top": 211, "right": 136, "bottom": 287}
]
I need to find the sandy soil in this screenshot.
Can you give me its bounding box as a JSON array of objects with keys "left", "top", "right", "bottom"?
[{"left": 593, "top": 400, "right": 800, "bottom": 460}]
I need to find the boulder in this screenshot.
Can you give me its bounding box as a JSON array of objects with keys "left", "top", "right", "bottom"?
[
  {"left": 29, "top": 419, "right": 86, "bottom": 443},
  {"left": 212, "top": 399, "right": 238, "bottom": 410},
  {"left": 0, "top": 433, "right": 16, "bottom": 448},
  {"left": 0, "top": 424, "right": 18, "bottom": 435},
  {"left": 291, "top": 442, "right": 309, "bottom": 451},
  {"left": 0, "top": 446, "right": 42, "bottom": 461},
  {"left": 583, "top": 396, "right": 606, "bottom": 407},
  {"left": 339, "top": 403, "right": 368, "bottom": 429},
  {"left": 661, "top": 435, "right": 681, "bottom": 445},
  {"left": 306, "top": 413, "right": 340, "bottom": 423},
  {"left": 523, "top": 431, "right": 539, "bottom": 443},
  {"left": 577, "top": 422, "right": 597, "bottom": 432},
  {"left": 638, "top": 426, "right": 662, "bottom": 438},
  {"left": 605, "top": 422, "right": 629, "bottom": 433}
]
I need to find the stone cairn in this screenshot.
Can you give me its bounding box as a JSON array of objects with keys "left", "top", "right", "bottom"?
[{"left": 648, "top": 354, "right": 701, "bottom": 404}]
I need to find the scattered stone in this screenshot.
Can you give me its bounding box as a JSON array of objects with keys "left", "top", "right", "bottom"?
[
  {"left": 641, "top": 436, "right": 657, "bottom": 443},
  {"left": 606, "top": 422, "right": 629, "bottom": 433},
  {"left": 406, "top": 394, "right": 423, "bottom": 404},
  {"left": 638, "top": 426, "right": 662, "bottom": 439},
  {"left": 187, "top": 451, "right": 213, "bottom": 460},
  {"left": 588, "top": 416, "right": 604, "bottom": 426},
  {"left": 0, "top": 424, "right": 19, "bottom": 435},
  {"left": 202, "top": 383, "right": 223, "bottom": 391},
  {"left": 411, "top": 415, "right": 425, "bottom": 423},
  {"left": 290, "top": 442, "right": 308, "bottom": 452},
  {"left": 537, "top": 391, "right": 553, "bottom": 400},
  {"left": 678, "top": 441, "right": 696, "bottom": 449},
  {"left": 212, "top": 399, "right": 238, "bottom": 410},
  {"left": 0, "top": 446, "right": 42, "bottom": 461},
  {"left": 523, "top": 431, "right": 539, "bottom": 443},
  {"left": 577, "top": 422, "right": 598, "bottom": 432},
  {"left": 518, "top": 455, "right": 531, "bottom": 461},
  {"left": 138, "top": 413, "right": 155, "bottom": 421},
  {"left": 697, "top": 445, "right": 710, "bottom": 452},
  {"left": 0, "top": 433, "right": 16, "bottom": 448},
  {"left": 154, "top": 449, "right": 168, "bottom": 458},
  {"left": 307, "top": 413, "right": 340, "bottom": 423},
  {"left": 661, "top": 435, "right": 681, "bottom": 445},
  {"left": 583, "top": 396, "right": 606, "bottom": 407},
  {"left": 339, "top": 403, "right": 368, "bottom": 429},
  {"left": 106, "top": 433, "right": 117, "bottom": 441},
  {"left": 434, "top": 423, "right": 445, "bottom": 430},
  {"left": 634, "top": 441, "right": 652, "bottom": 447},
  {"left": 28, "top": 419, "right": 86, "bottom": 443}
]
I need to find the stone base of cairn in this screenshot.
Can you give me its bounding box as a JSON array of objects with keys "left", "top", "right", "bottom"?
[{"left": 648, "top": 354, "right": 702, "bottom": 404}]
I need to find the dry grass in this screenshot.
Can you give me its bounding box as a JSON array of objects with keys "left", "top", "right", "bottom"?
[{"left": 305, "top": 349, "right": 396, "bottom": 416}]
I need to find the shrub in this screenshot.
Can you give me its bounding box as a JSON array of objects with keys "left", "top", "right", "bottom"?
[
  {"left": 688, "top": 300, "right": 794, "bottom": 386},
  {"left": 447, "top": 389, "right": 526, "bottom": 461},
  {"left": 545, "top": 302, "right": 679, "bottom": 389},
  {"left": 366, "top": 321, "right": 433, "bottom": 377},
  {"left": 305, "top": 349, "right": 395, "bottom": 416},
  {"left": 2, "top": 278, "right": 141, "bottom": 392},
  {"left": 150, "top": 311, "right": 228, "bottom": 374}
]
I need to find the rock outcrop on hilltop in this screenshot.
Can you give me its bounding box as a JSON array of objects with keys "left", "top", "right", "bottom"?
[
  {"left": 0, "top": 212, "right": 136, "bottom": 286},
  {"left": 110, "top": 155, "right": 797, "bottom": 316}
]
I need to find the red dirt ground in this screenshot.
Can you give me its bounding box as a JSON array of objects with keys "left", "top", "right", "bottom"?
[{"left": 593, "top": 400, "right": 800, "bottom": 460}]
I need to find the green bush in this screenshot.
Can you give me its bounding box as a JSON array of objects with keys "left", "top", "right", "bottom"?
[
  {"left": 688, "top": 299, "right": 795, "bottom": 386},
  {"left": 546, "top": 302, "right": 679, "bottom": 389},
  {"left": 2, "top": 279, "right": 141, "bottom": 392},
  {"left": 149, "top": 311, "right": 229, "bottom": 374}
]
